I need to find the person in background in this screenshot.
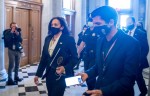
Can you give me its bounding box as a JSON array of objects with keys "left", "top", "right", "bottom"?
[
  {"left": 80, "top": 6, "right": 140, "bottom": 96},
  {"left": 34, "top": 17, "right": 78, "bottom": 96},
  {"left": 126, "top": 16, "right": 149, "bottom": 96},
  {"left": 74, "top": 25, "right": 88, "bottom": 70},
  {"left": 137, "top": 21, "right": 147, "bottom": 33},
  {"left": 3, "top": 22, "right": 23, "bottom": 85},
  {"left": 78, "top": 18, "right": 101, "bottom": 90}
]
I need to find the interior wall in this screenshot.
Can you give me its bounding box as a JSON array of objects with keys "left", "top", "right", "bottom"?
[
  {"left": 41, "top": 0, "right": 52, "bottom": 48},
  {"left": 74, "top": 0, "right": 82, "bottom": 42},
  {"left": 41, "top": 0, "right": 62, "bottom": 50},
  {"left": 146, "top": 0, "right": 150, "bottom": 64}
]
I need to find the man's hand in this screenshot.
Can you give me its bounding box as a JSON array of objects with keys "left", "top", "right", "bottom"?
[
  {"left": 77, "top": 73, "right": 88, "bottom": 82},
  {"left": 34, "top": 76, "right": 39, "bottom": 85},
  {"left": 83, "top": 90, "right": 103, "bottom": 96},
  {"left": 14, "top": 31, "right": 19, "bottom": 35},
  {"left": 56, "top": 66, "right": 65, "bottom": 75},
  {"left": 11, "top": 27, "right": 16, "bottom": 33},
  {"left": 11, "top": 27, "right": 19, "bottom": 35}
]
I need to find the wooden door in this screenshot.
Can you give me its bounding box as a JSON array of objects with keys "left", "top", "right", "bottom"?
[
  {"left": 5, "top": 1, "right": 42, "bottom": 67},
  {"left": 15, "top": 8, "right": 29, "bottom": 66},
  {"left": 29, "top": 10, "right": 41, "bottom": 63},
  {"left": 5, "top": 6, "right": 13, "bottom": 70}
]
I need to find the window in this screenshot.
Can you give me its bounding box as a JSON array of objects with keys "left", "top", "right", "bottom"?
[
  {"left": 108, "top": 0, "right": 132, "bottom": 28},
  {"left": 108, "top": 0, "right": 131, "bottom": 9},
  {"left": 63, "top": 0, "right": 72, "bottom": 9},
  {"left": 120, "top": 15, "right": 129, "bottom": 28}
]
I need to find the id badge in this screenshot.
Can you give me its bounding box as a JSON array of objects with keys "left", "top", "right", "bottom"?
[{"left": 12, "top": 45, "right": 15, "bottom": 50}]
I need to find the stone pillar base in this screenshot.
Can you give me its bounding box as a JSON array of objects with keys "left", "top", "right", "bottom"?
[
  {"left": 0, "top": 69, "right": 8, "bottom": 89},
  {"left": 0, "top": 78, "right": 7, "bottom": 89},
  {"left": 0, "top": 69, "right": 8, "bottom": 80}
]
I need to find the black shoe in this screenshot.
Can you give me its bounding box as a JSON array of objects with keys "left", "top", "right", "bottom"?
[
  {"left": 139, "top": 93, "right": 147, "bottom": 96},
  {"left": 14, "top": 77, "right": 23, "bottom": 82},
  {"left": 7, "top": 79, "right": 17, "bottom": 85}
]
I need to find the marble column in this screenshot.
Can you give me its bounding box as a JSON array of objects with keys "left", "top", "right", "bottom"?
[
  {"left": 145, "top": 0, "right": 150, "bottom": 95},
  {"left": 81, "top": 0, "right": 87, "bottom": 25},
  {"left": 41, "top": 0, "right": 62, "bottom": 49},
  {"left": 52, "top": 0, "right": 62, "bottom": 17},
  {"left": 74, "top": 0, "right": 83, "bottom": 42},
  {"left": 99, "top": 0, "right": 106, "bottom": 7},
  {"left": 0, "top": 0, "right": 8, "bottom": 88},
  {"left": 132, "top": 0, "right": 139, "bottom": 20},
  {"left": 89, "top": 0, "right": 96, "bottom": 13},
  {"left": 88, "top": 0, "right": 105, "bottom": 13}
]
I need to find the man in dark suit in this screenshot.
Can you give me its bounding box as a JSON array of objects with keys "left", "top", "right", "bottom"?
[
  {"left": 81, "top": 6, "right": 140, "bottom": 96},
  {"left": 126, "top": 16, "right": 149, "bottom": 96}
]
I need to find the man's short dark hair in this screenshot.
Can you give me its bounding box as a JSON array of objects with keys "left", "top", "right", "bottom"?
[
  {"left": 10, "top": 22, "right": 17, "bottom": 28},
  {"left": 129, "top": 16, "right": 136, "bottom": 23},
  {"left": 91, "top": 6, "right": 118, "bottom": 25}
]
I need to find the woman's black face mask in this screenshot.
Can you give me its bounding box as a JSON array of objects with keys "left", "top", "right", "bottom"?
[
  {"left": 50, "top": 27, "right": 60, "bottom": 35},
  {"left": 93, "top": 25, "right": 111, "bottom": 37}
]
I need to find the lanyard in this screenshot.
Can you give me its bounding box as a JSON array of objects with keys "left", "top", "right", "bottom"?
[{"left": 102, "top": 38, "right": 117, "bottom": 61}]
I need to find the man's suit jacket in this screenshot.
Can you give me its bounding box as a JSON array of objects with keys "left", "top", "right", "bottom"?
[
  {"left": 35, "top": 34, "right": 78, "bottom": 78},
  {"left": 133, "top": 28, "right": 149, "bottom": 69},
  {"left": 86, "top": 30, "right": 140, "bottom": 96}
]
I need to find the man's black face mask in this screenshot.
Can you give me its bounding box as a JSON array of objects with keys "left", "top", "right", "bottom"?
[
  {"left": 127, "top": 24, "right": 134, "bottom": 30},
  {"left": 50, "top": 27, "right": 60, "bottom": 35},
  {"left": 93, "top": 25, "right": 111, "bottom": 37}
]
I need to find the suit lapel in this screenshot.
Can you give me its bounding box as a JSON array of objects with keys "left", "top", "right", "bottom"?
[{"left": 45, "top": 35, "right": 53, "bottom": 57}]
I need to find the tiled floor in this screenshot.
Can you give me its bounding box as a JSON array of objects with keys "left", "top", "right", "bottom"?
[{"left": 0, "top": 61, "right": 149, "bottom": 96}]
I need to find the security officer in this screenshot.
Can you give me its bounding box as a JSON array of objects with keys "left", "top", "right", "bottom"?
[
  {"left": 74, "top": 25, "right": 88, "bottom": 70},
  {"left": 78, "top": 20, "right": 101, "bottom": 90}
]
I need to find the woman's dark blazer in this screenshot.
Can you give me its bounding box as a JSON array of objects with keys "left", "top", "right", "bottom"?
[{"left": 35, "top": 34, "right": 78, "bottom": 78}]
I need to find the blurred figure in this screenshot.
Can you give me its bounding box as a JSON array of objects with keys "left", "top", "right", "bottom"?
[
  {"left": 81, "top": 6, "right": 140, "bottom": 96},
  {"left": 74, "top": 25, "right": 88, "bottom": 70},
  {"left": 34, "top": 17, "right": 78, "bottom": 96},
  {"left": 3, "top": 22, "right": 23, "bottom": 85},
  {"left": 77, "top": 25, "right": 88, "bottom": 47},
  {"left": 126, "top": 16, "right": 149, "bottom": 96},
  {"left": 137, "top": 21, "right": 147, "bottom": 33},
  {"left": 78, "top": 18, "right": 102, "bottom": 90}
]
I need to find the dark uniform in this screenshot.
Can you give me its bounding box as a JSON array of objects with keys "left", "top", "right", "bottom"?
[
  {"left": 74, "top": 31, "right": 85, "bottom": 69},
  {"left": 77, "top": 31, "right": 85, "bottom": 46},
  {"left": 82, "top": 28, "right": 101, "bottom": 90}
]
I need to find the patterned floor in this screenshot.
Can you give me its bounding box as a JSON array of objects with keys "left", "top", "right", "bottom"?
[{"left": 0, "top": 61, "right": 149, "bottom": 96}]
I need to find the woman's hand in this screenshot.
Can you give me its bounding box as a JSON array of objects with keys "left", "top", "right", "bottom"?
[
  {"left": 34, "top": 76, "right": 39, "bottom": 85},
  {"left": 56, "top": 66, "right": 65, "bottom": 75}
]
